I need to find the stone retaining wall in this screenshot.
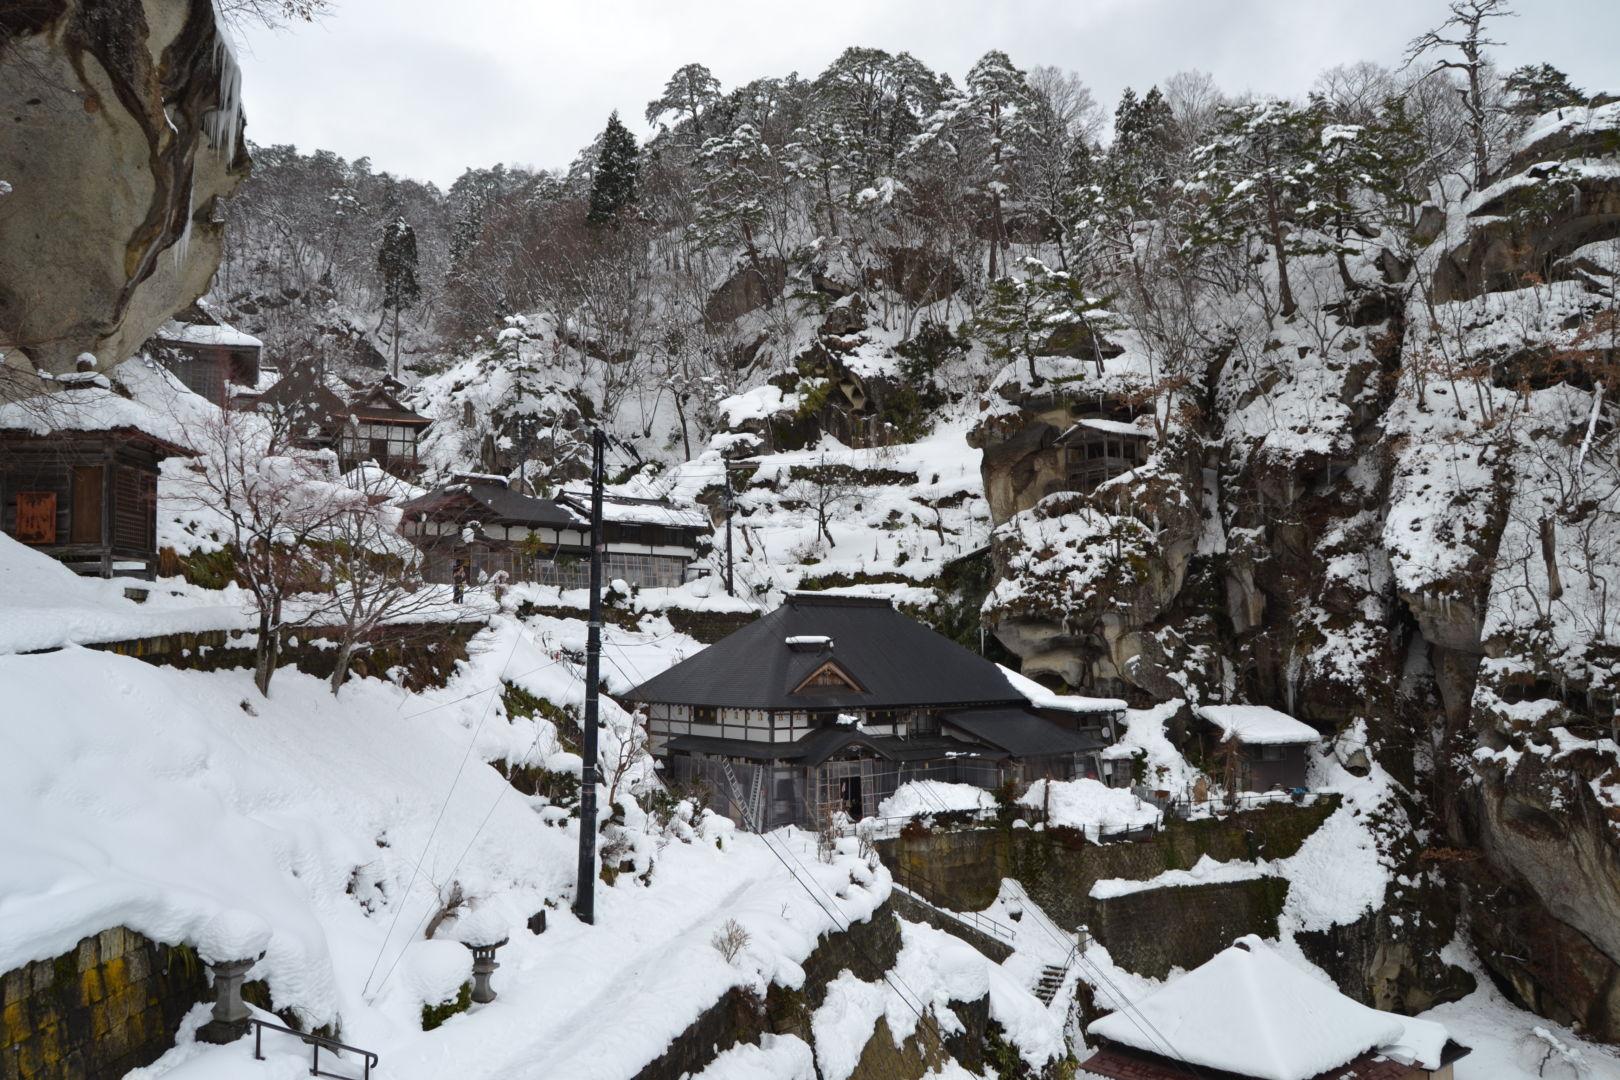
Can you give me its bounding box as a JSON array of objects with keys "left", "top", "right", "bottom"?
[
  {"left": 85, "top": 620, "right": 484, "bottom": 692},
  {"left": 888, "top": 890, "right": 1015, "bottom": 964},
  {"left": 878, "top": 798, "right": 1338, "bottom": 965},
  {"left": 1089, "top": 877, "right": 1289, "bottom": 979},
  {"left": 1, "top": 928, "right": 209, "bottom": 1080},
  {"left": 658, "top": 607, "right": 758, "bottom": 644}
]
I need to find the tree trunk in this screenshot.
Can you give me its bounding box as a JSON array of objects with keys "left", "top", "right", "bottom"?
[
  {"left": 392, "top": 306, "right": 401, "bottom": 378},
  {"left": 329, "top": 638, "right": 356, "bottom": 695},
  {"left": 1267, "top": 187, "right": 1296, "bottom": 317},
  {"left": 254, "top": 610, "right": 279, "bottom": 696},
  {"left": 1541, "top": 516, "right": 1564, "bottom": 601},
  {"left": 674, "top": 394, "right": 692, "bottom": 461}
]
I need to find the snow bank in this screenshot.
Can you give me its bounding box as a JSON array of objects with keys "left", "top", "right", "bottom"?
[
  {"left": 878, "top": 781, "right": 996, "bottom": 819},
  {"left": 694, "top": 1034, "right": 816, "bottom": 1080},
  {"left": 1090, "top": 855, "right": 1271, "bottom": 900},
  {"left": 0, "top": 533, "right": 254, "bottom": 654},
  {"left": 1018, "top": 778, "right": 1160, "bottom": 835}
]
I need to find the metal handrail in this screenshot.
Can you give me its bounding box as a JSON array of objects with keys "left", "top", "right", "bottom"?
[
  {"left": 251, "top": 1017, "right": 379, "bottom": 1080},
  {"left": 892, "top": 864, "right": 1018, "bottom": 944}
]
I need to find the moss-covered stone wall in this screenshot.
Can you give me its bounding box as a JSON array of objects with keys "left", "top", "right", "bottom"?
[
  {"left": 1, "top": 928, "right": 209, "bottom": 1080},
  {"left": 658, "top": 607, "right": 758, "bottom": 644},
  {"left": 879, "top": 798, "right": 1338, "bottom": 937},
  {"left": 1089, "top": 877, "right": 1290, "bottom": 979},
  {"left": 87, "top": 620, "right": 484, "bottom": 692}
]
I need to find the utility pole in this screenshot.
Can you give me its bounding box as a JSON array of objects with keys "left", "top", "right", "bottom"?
[
  {"left": 573, "top": 427, "right": 606, "bottom": 925},
  {"left": 722, "top": 464, "right": 735, "bottom": 597}
]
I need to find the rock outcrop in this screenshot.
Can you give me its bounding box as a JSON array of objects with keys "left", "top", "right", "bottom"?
[
  {"left": 0, "top": 0, "right": 249, "bottom": 378},
  {"left": 970, "top": 101, "right": 1620, "bottom": 1037}
]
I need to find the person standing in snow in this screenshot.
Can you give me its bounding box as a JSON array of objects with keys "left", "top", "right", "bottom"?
[{"left": 452, "top": 558, "right": 468, "bottom": 603}]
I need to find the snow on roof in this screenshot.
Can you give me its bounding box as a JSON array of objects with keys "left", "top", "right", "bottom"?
[
  {"left": 556, "top": 487, "right": 709, "bottom": 529},
  {"left": 785, "top": 634, "right": 832, "bottom": 646},
  {"left": 154, "top": 320, "right": 263, "bottom": 349},
  {"left": 1071, "top": 417, "right": 1152, "bottom": 438},
  {"left": 1087, "top": 936, "right": 1452, "bottom": 1079},
  {"left": 0, "top": 383, "right": 191, "bottom": 450},
  {"left": 1196, "top": 704, "right": 1320, "bottom": 745},
  {"left": 999, "top": 664, "right": 1127, "bottom": 715}
]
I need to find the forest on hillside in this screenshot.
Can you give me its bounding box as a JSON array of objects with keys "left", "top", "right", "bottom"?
[{"left": 211, "top": 9, "right": 1595, "bottom": 465}]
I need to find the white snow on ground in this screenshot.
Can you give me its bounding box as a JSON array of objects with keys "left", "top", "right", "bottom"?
[
  {"left": 1090, "top": 855, "right": 1271, "bottom": 900},
  {"left": 0, "top": 606, "right": 912, "bottom": 1080},
  {"left": 693, "top": 1034, "right": 816, "bottom": 1080},
  {"left": 0, "top": 534, "right": 256, "bottom": 653},
  {"left": 646, "top": 422, "right": 992, "bottom": 608},
  {"left": 1275, "top": 763, "right": 1393, "bottom": 933},
  {"left": 878, "top": 780, "right": 996, "bottom": 819},
  {"left": 808, "top": 918, "right": 1061, "bottom": 1080},
  {"left": 1019, "top": 778, "right": 1161, "bottom": 836},
  {"left": 1421, "top": 943, "right": 1620, "bottom": 1080},
  {"left": 1108, "top": 701, "right": 1197, "bottom": 795}
]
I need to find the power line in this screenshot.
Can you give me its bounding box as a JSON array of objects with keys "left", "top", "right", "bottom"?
[{"left": 361, "top": 620, "right": 528, "bottom": 999}]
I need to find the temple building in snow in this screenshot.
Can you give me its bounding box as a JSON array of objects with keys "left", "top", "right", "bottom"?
[{"left": 624, "top": 592, "right": 1126, "bottom": 827}]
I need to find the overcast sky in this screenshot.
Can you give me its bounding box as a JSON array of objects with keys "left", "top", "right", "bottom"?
[{"left": 233, "top": 0, "right": 1618, "bottom": 189}]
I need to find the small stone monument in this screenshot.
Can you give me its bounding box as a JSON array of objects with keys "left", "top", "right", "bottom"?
[
  {"left": 194, "top": 910, "right": 272, "bottom": 1044},
  {"left": 197, "top": 956, "right": 257, "bottom": 1044},
  {"left": 455, "top": 907, "right": 509, "bottom": 1005}
]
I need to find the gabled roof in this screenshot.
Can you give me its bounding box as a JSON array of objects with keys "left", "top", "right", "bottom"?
[
  {"left": 349, "top": 383, "right": 432, "bottom": 426},
  {"left": 1087, "top": 937, "right": 1453, "bottom": 1080},
  {"left": 151, "top": 319, "right": 262, "bottom": 350},
  {"left": 399, "top": 480, "right": 581, "bottom": 530},
  {"left": 0, "top": 384, "right": 193, "bottom": 457},
  {"left": 626, "top": 593, "right": 1027, "bottom": 710},
  {"left": 1195, "top": 705, "right": 1320, "bottom": 746}
]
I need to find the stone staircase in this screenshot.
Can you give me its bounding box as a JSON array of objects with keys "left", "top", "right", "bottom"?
[{"left": 1034, "top": 963, "right": 1068, "bottom": 1005}]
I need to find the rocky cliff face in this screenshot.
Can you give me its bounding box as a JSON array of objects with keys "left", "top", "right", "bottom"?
[
  {"left": 0, "top": 0, "right": 248, "bottom": 378},
  {"left": 974, "top": 102, "right": 1620, "bottom": 1038}
]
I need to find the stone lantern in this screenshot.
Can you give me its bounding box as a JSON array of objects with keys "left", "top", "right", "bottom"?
[
  {"left": 461, "top": 937, "right": 508, "bottom": 1004},
  {"left": 197, "top": 956, "right": 260, "bottom": 1044},
  {"left": 195, "top": 910, "right": 272, "bottom": 1044}
]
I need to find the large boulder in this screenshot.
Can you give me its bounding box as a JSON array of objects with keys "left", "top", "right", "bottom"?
[{"left": 0, "top": 0, "right": 249, "bottom": 378}]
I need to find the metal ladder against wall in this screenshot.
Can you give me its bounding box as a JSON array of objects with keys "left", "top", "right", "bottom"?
[
  {"left": 718, "top": 759, "right": 758, "bottom": 832},
  {"left": 747, "top": 764, "right": 766, "bottom": 829}
]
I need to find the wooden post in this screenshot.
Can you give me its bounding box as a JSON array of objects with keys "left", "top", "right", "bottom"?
[{"left": 100, "top": 447, "right": 113, "bottom": 577}]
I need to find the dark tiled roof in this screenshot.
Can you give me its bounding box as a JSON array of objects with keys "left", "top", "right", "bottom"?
[
  {"left": 945, "top": 708, "right": 1103, "bottom": 757},
  {"left": 399, "top": 482, "right": 581, "bottom": 529},
  {"left": 625, "top": 593, "right": 1028, "bottom": 710}
]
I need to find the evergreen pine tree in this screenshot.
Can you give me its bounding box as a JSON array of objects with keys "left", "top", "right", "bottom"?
[
  {"left": 1504, "top": 63, "right": 1585, "bottom": 117},
  {"left": 586, "top": 112, "right": 641, "bottom": 229},
  {"left": 376, "top": 215, "right": 420, "bottom": 376}
]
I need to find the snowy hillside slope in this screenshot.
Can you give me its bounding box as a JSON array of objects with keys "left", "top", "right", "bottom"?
[{"left": 5, "top": 610, "right": 1062, "bottom": 1079}]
